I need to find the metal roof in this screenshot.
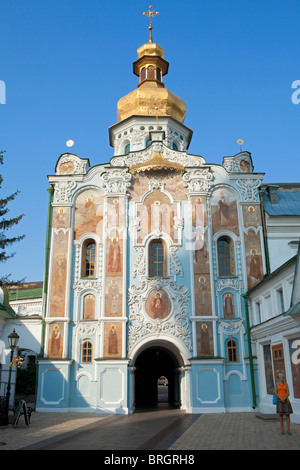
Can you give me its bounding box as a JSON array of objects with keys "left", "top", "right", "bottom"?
[{"left": 263, "top": 191, "right": 300, "bottom": 216}]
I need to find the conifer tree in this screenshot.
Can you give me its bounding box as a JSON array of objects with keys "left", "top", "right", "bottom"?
[{"left": 0, "top": 151, "right": 25, "bottom": 285}]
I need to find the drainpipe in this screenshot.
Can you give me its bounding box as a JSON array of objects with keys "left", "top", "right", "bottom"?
[
  {"left": 259, "top": 188, "right": 271, "bottom": 275},
  {"left": 40, "top": 185, "right": 54, "bottom": 357},
  {"left": 243, "top": 293, "right": 257, "bottom": 408}
]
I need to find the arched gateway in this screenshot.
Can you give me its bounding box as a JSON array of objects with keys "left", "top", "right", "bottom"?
[{"left": 130, "top": 340, "right": 189, "bottom": 411}]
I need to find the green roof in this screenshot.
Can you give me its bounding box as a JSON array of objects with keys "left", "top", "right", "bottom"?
[{"left": 8, "top": 287, "right": 43, "bottom": 301}]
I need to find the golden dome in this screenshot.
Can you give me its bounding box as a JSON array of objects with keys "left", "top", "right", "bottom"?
[{"left": 116, "top": 41, "right": 187, "bottom": 123}]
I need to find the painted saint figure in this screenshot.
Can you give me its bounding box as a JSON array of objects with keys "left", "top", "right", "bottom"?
[
  {"left": 107, "top": 237, "right": 122, "bottom": 273},
  {"left": 151, "top": 292, "right": 164, "bottom": 319},
  {"left": 49, "top": 324, "right": 62, "bottom": 357},
  {"left": 108, "top": 325, "right": 118, "bottom": 355}
]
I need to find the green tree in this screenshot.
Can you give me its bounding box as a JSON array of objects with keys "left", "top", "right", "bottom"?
[{"left": 0, "top": 151, "right": 25, "bottom": 285}]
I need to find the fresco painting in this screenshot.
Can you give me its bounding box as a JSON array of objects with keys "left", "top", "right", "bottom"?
[
  {"left": 105, "top": 277, "right": 122, "bottom": 317},
  {"left": 104, "top": 197, "right": 125, "bottom": 319},
  {"left": 49, "top": 231, "right": 69, "bottom": 317},
  {"left": 58, "top": 160, "right": 75, "bottom": 175},
  {"left": 194, "top": 274, "right": 212, "bottom": 315},
  {"left": 129, "top": 173, "right": 187, "bottom": 203},
  {"left": 83, "top": 294, "right": 95, "bottom": 320},
  {"left": 129, "top": 174, "right": 150, "bottom": 202},
  {"left": 106, "top": 234, "right": 122, "bottom": 276},
  {"left": 211, "top": 188, "right": 239, "bottom": 235},
  {"left": 52, "top": 207, "right": 70, "bottom": 230},
  {"left": 145, "top": 289, "right": 171, "bottom": 320},
  {"left": 137, "top": 190, "right": 178, "bottom": 243},
  {"left": 103, "top": 322, "right": 122, "bottom": 358},
  {"left": 196, "top": 322, "right": 214, "bottom": 357},
  {"left": 48, "top": 323, "right": 64, "bottom": 358},
  {"left": 107, "top": 197, "right": 124, "bottom": 230},
  {"left": 192, "top": 196, "right": 207, "bottom": 228},
  {"left": 74, "top": 190, "right": 104, "bottom": 239},
  {"left": 244, "top": 229, "right": 264, "bottom": 289},
  {"left": 222, "top": 292, "right": 235, "bottom": 318},
  {"left": 193, "top": 232, "right": 209, "bottom": 275},
  {"left": 242, "top": 204, "right": 262, "bottom": 228},
  {"left": 164, "top": 174, "right": 187, "bottom": 201}
]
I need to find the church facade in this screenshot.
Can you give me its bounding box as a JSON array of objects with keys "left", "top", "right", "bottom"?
[{"left": 36, "top": 36, "right": 266, "bottom": 414}]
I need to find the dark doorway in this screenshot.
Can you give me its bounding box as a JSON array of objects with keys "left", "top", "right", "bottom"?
[{"left": 134, "top": 346, "right": 180, "bottom": 409}]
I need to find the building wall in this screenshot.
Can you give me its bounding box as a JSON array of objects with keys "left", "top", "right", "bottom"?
[
  {"left": 36, "top": 136, "right": 265, "bottom": 414},
  {"left": 249, "top": 258, "right": 300, "bottom": 423}
]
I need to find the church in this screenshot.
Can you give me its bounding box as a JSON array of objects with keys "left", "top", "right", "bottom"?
[{"left": 36, "top": 11, "right": 272, "bottom": 414}]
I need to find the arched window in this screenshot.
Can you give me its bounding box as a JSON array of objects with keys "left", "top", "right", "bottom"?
[
  {"left": 141, "top": 67, "right": 146, "bottom": 82},
  {"left": 156, "top": 67, "right": 161, "bottom": 81},
  {"left": 149, "top": 239, "right": 167, "bottom": 277},
  {"left": 82, "top": 239, "right": 96, "bottom": 278},
  {"left": 146, "top": 139, "right": 152, "bottom": 148},
  {"left": 227, "top": 339, "right": 239, "bottom": 362},
  {"left": 147, "top": 65, "right": 155, "bottom": 80},
  {"left": 172, "top": 142, "right": 178, "bottom": 151},
  {"left": 217, "top": 236, "right": 235, "bottom": 276},
  {"left": 124, "top": 143, "right": 130, "bottom": 155},
  {"left": 82, "top": 341, "right": 93, "bottom": 364}
]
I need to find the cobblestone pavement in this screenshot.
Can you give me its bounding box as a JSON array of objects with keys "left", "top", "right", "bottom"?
[{"left": 0, "top": 407, "right": 299, "bottom": 451}]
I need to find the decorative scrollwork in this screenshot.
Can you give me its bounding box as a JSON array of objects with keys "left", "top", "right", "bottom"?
[{"left": 128, "top": 279, "right": 191, "bottom": 355}]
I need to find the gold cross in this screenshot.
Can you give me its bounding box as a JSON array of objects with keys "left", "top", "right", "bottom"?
[{"left": 142, "top": 4, "right": 160, "bottom": 43}]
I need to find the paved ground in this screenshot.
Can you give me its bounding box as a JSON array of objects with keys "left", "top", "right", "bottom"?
[{"left": 0, "top": 404, "right": 299, "bottom": 451}]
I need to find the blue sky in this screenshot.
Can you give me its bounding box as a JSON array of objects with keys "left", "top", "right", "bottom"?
[{"left": 0, "top": 0, "right": 299, "bottom": 283}]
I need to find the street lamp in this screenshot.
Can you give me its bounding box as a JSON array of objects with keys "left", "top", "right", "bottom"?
[
  {"left": 8, "top": 329, "right": 20, "bottom": 350},
  {"left": 4, "top": 330, "right": 20, "bottom": 425}
]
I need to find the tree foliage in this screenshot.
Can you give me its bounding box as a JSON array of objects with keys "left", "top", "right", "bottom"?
[{"left": 0, "top": 151, "right": 25, "bottom": 285}]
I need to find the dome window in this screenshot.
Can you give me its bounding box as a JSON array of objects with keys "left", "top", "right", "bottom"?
[{"left": 124, "top": 143, "right": 130, "bottom": 155}]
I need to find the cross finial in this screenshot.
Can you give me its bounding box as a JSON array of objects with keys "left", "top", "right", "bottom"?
[{"left": 142, "top": 4, "right": 160, "bottom": 43}]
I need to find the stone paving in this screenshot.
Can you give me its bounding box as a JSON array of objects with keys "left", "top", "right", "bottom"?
[{"left": 0, "top": 407, "right": 299, "bottom": 451}]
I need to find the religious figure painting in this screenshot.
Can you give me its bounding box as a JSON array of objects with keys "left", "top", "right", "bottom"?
[
  {"left": 49, "top": 231, "right": 68, "bottom": 317},
  {"left": 242, "top": 205, "right": 262, "bottom": 229},
  {"left": 52, "top": 207, "right": 70, "bottom": 230},
  {"left": 74, "top": 190, "right": 103, "bottom": 239},
  {"left": 211, "top": 188, "right": 239, "bottom": 235},
  {"left": 194, "top": 275, "right": 212, "bottom": 315},
  {"left": 58, "top": 160, "right": 75, "bottom": 175},
  {"left": 137, "top": 190, "right": 178, "bottom": 243},
  {"left": 105, "top": 277, "right": 122, "bottom": 317},
  {"left": 145, "top": 289, "right": 171, "bottom": 320},
  {"left": 106, "top": 235, "right": 122, "bottom": 275},
  {"left": 222, "top": 292, "right": 235, "bottom": 319},
  {"left": 48, "top": 323, "right": 64, "bottom": 358},
  {"left": 239, "top": 159, "right": 251, "bottom": 173},
  {"left": 196, "top": 322, "right": 214, "bottom": 357},
  {"left": 104, "top": 323, "right": 122, "bottom": 358},
  {"left": 83, "top": 294, "right": 95, "bottom": 320},
  {"left": 107, "top": 197, "right": 124, "bottom": 230},
  {"left": 244, "top": 229, "right": 264, "bottom": 289},
  {"left": 193, "top": 232, "right": 210, "bottom": 275},
  {"left": 192, "top": 196, "right": 207, "bottom": 228}
]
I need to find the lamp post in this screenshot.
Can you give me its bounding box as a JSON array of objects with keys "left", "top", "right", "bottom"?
[{"left": 4, "top": 329, "right": 20, "bottom": 425}]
